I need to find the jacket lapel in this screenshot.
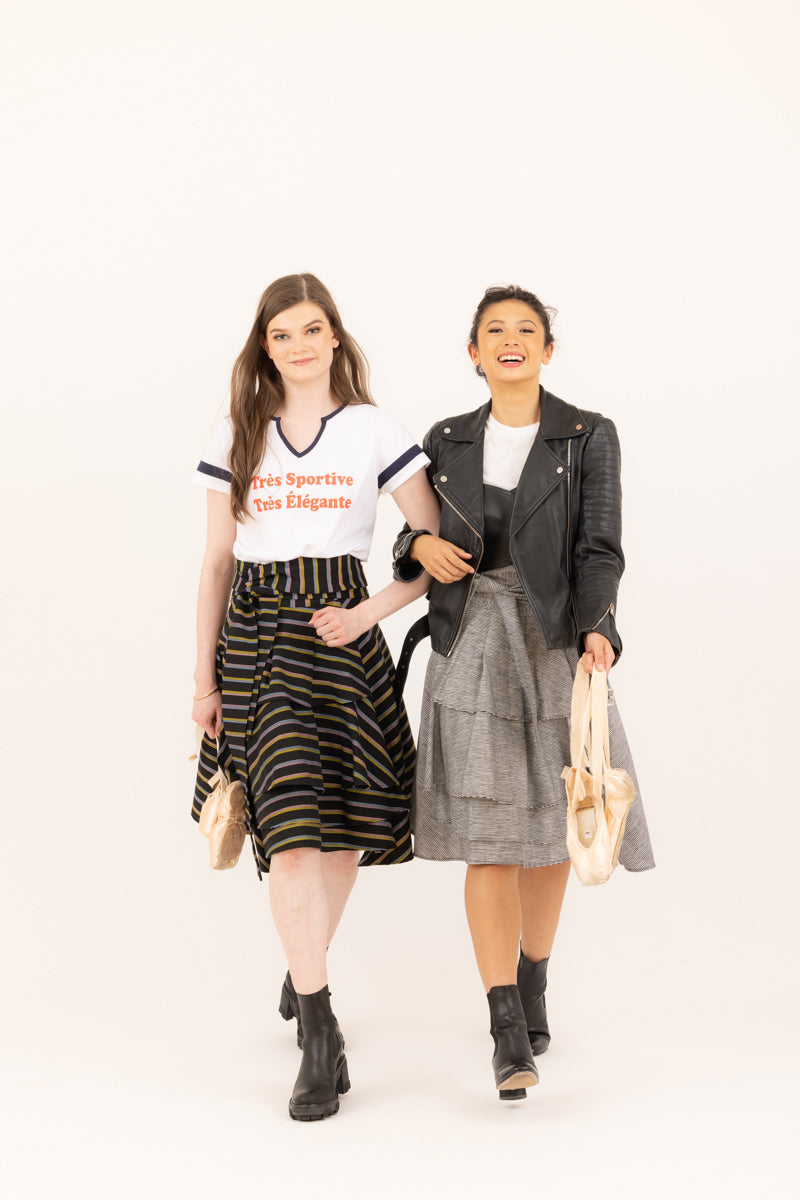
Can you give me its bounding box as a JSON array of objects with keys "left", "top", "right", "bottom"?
[
  {"left": 511, "top": 390, "right": 590, "bottom": 534},
  {"left": 510, "top": 435, "right": 566, "bottom": 534},
  {"left": 433, "top": 403, "right": 489, "bottom": 534},
  {"left": 434, "top": 393, "right": 590, "bottom": 537}
]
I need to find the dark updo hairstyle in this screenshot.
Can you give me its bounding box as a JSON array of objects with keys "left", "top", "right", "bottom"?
[{"left": 468, "top": 285, "right": 557, "bottom": 378}]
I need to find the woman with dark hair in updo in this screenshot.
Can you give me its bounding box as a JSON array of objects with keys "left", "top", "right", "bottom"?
[{"left": 394, "top": 285, "right": 654, "bottom": 1101}]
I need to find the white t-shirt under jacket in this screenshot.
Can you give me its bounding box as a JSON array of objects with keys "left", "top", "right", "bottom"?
[{"left": 482, "top": 413, "right": 540, "bottom": 489}]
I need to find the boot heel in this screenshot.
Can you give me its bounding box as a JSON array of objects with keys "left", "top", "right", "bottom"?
[
  {"left": 278, "top": 979, "right": 294, "bottom": 1022},
  {"left": 337, "top": 1057, "right": 351, "bottom": 1095}
]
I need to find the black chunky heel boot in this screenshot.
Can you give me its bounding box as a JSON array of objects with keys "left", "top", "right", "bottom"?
[
  {"left": 487, "top": 984, "right": 539, "bottom": 1100},
  {"left": 288, "top": 985, "right": 350, "bottom": 1122},
  {"left": 517, "top": 951, "right": 550, "bottom": 1055},
  {"left": 279, "top": 971, "right": 344, "bottom": 1051}
]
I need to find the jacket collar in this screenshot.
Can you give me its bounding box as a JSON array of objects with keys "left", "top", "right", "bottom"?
[
  {"left": 437, "top": 400, "right": 491, "bottom": 442},
  {"left": 539, "top": 389, "right": 593, "bottom": 439},
  {"left": 439, "top": 389, "right": 591, "bottom": 443}
]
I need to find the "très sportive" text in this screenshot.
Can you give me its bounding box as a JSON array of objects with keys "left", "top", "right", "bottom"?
[{"left": 250, "top": 471, "right": 355, "bottom": 513}]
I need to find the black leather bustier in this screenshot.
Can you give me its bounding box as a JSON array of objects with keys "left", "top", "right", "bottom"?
[{"left": 478, "top": 484, "right": 515, "bottom": 571}]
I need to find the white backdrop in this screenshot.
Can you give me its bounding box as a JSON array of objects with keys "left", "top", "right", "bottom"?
[{"left": 2, "top": 2, "right": 798, "bottom": 1197}]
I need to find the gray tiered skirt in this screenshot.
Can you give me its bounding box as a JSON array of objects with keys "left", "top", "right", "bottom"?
[{"left": 412, "top": 566, "right": 655, "bottom": 871}]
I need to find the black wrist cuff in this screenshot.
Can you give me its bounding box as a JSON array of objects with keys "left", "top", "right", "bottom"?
[{"left": 392, "top": 529, "right": 430, "bottom": 583}]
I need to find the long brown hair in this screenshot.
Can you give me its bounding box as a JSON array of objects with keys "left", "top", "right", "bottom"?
[{"left": 228, "top": 273, "right": 375, "bottom": 520}]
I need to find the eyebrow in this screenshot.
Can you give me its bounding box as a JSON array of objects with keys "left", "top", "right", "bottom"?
[
  {"left": 269, "top": 320, "right": 326, "bottom": 334},
  {"left": 484, "top": 319, "right": 538, "bottom": 327}
]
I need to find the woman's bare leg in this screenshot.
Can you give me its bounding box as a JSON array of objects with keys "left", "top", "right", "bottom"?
[
  {"left": 517, "top": 862, "right": 571, "bottom": 961},
  {"left": 464, "top": 864, "right": 521, "bottom": 990},
  {"left": 269, "top": 848, "right": 329, "bottom": 994},
  {"left": 320, "top": 850, "right": 360, "bottom": 945}
]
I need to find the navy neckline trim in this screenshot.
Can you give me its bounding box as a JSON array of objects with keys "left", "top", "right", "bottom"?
[{"left": 273, "top": 404, "right": 346, "bottom": 458}]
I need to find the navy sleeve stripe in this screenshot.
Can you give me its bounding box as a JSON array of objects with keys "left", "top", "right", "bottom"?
[
  {"left": 377, "top": 445, "right": 424, "bottom": 489},
  {"left": 197, "top": 460, "right": 232, "bottom": 483}
]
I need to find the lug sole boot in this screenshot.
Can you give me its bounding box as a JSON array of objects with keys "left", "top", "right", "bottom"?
[{"left": 288, "top": 985, "right": 350, "bottom": 1122}]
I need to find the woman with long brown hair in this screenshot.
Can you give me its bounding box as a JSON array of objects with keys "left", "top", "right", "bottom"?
[
  {"left": 394, "top": 284, "right": 655, "bottom": 1101},
  {"left": 191, "top": 273, "right": 440, "bottom": 1121}
]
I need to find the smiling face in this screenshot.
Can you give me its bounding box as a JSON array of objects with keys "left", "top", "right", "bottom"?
[
  {"left": 260, "top": 300, "right": 339, "bottom": 387},
  {"left": 469, "top": 299, "right": 553, "bottom": 389}
]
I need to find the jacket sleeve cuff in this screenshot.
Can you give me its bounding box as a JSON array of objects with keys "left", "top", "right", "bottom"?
[
  {"left": 392, "top": 528, "right": 430, "bottom": 582},
  {"left": 578, "top": 610, "right": 623, "bottom": 663}
]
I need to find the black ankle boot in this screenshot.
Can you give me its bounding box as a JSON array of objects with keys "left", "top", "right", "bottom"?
[
  {"left": 487, "top": 985, "right": 539, "bottom": 1100},
  {"left": 517, "top": 951, "right": 550, "bottom": 1055},
  {"left": 288, "top": 986, "right": 350, "bottom": 1121},
  {"left": 279, "top": 971, "right": 344, "bottom": 1051}
]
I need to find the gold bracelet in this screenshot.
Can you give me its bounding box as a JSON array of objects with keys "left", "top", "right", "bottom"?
[{"left": 193, "top": 686, "right": 220, "bottom": 702}]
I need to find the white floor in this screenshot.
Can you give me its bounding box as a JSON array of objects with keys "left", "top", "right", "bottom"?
[
  {"left": 4, "top": 850, "right": 798, "bottom": 1200},
  {"left": 4, "top": 989, "right": 796, "bottom": 1200}
]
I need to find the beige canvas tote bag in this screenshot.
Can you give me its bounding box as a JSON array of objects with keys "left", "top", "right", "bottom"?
[
  {"left": 194, "top": 728, "right": 248, "bottom": 870},
  {"left": 562, "top": 664, "right": 635, "bottom": 885}
]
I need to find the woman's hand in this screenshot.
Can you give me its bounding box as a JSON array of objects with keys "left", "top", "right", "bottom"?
[
  {"left": 580, "top": 632, "right": 615, "bottom": 675},
  {"left": 310, "top": 604, "right": 372, "bottom": 648},
  {"left": 192, "top": 691, "right": 223, "bottom": 740},
  {"left": 411, "top": 534, "right": 474, "bottom": 583}
]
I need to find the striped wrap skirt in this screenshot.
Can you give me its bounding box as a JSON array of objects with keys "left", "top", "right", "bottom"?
[
  {"left": 412, "top": 565, "right": 655, "bottom": 871},
  {"left": 192, "top": 555, "right": 415, "bottom": 876}
]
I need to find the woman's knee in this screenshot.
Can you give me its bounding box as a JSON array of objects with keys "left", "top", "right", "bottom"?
[
  {"left": 270, "top": 847, "right": 321, "bottom": 878},
  {"left": 467, "top": 863, "right": 520, "bottom": 881},
  {"left": 322, "top": 850, "right": 360, "bottom": 875}
]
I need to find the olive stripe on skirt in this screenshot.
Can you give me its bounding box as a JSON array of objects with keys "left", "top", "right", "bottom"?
[{"left": 192, "top": 556, "right": 415, "bottom": 875}]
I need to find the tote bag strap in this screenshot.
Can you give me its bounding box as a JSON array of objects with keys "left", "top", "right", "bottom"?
[
  {"left": 214, "top": 736, "right": 230, "bottom": 785},
  {"left": 589, "top": 667, "right": 612, "bottom": 790},
  {"left": 569, "top": 663, "right": 593, "bottom": 770},
  {"left": 193, "top": 726, "right": 231, "bottom": 785}
]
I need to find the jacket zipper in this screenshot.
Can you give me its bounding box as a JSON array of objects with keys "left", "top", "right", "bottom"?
[
  {"left": 589, "top": 601, "right": 615, "bottom": 630},
  {"left": 565, "top": 441, "right": 572, "bottom": 583},
  {"left": 434, "top": 482, "right": 484, "bottom": 656},
  {"left": 566, "top": 440, "right": 579, "bottom": 628}
]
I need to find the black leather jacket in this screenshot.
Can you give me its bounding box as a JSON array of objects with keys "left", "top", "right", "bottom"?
[{"left": 393, "top": 390, "right": 625, "bottom": 660}]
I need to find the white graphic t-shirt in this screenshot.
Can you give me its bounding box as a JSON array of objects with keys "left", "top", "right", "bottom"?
[{"left": 194, "top": 403, "right": 428, "bottom": 563}]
